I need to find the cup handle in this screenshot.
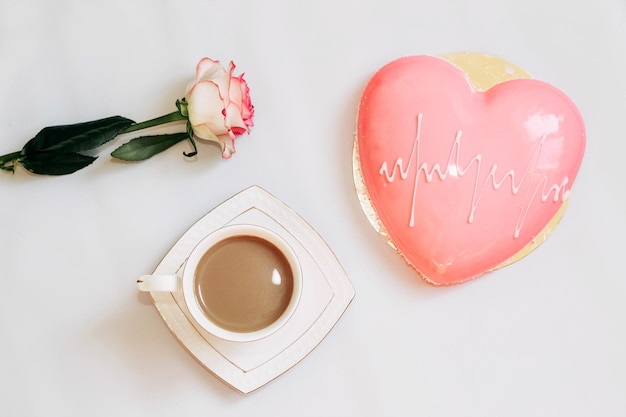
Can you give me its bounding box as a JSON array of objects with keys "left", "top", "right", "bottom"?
[{"left": 137, "top": 274, "right": 182, "bottom": 292}]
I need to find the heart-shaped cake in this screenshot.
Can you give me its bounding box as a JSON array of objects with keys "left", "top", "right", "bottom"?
[{"left": 354, "top": 53, "right": 586, "bottom": 285}]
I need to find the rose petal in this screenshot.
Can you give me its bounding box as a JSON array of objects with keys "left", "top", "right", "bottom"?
[
  {"left": 185, "top": 58, "right": 231, "bottom": 102},
  {"left": 218, "top": 134, "right": 236, "bottom": 159},
  {"left": 236, "top": 76, "right": 254, "bottom": 123},
  {"left": 224, "top": 102, "right": 248, "bottom": 133},
  {"left": 231, "top": 127, "right": 247, "bottom": 135},
  {"left": 192, "top": 124, "right": 219, "bottom": 142},
  {"left": 185, "top": 58, "right": 220, "bottom": 95},
  {"left": 228, "top": 76, "right": 243, "bottom": 105},
  {"left": 196, "top": 58, "right": 224, "bottom": 82},
  {"left": 228, "top": 76, "right": 254, "bottom": 130},
  {"left": 186, "top": 81, "right": 229, "bottom": 137}
]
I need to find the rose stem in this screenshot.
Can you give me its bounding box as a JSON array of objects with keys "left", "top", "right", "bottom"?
[
  {"left": 0, "top": 151, "right": 22, "bottom": 171},
  {"left": 122, "top": 111, "right": 187, "bottom": 134}
]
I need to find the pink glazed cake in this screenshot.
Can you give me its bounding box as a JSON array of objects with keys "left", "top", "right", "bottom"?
[{"left": 354, "top": 53, "right": 586, "bottom": 285}]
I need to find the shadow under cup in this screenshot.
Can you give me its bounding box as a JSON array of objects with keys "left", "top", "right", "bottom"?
[{"left": 184, "top": 225, "right": 302, "bottom": 342}]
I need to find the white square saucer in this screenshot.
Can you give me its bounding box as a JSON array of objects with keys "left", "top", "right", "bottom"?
[{"left": 144, "top": 186, "right": 355, "bottom": 393}]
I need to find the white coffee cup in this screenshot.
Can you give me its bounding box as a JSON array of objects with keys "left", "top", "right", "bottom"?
[{"left": 138, "top": 224, "right": 302, "bottom": 343}]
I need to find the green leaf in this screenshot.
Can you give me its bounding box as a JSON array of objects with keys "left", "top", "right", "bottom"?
[
  {"left": 22, "top": 116, "right": 134, "bottom": 156},
  {"left": 20, "top": 152, "right": 97, "bottom": 175},
  {"left": 111, "top": 133, "right": 188, "bottom": 161}
]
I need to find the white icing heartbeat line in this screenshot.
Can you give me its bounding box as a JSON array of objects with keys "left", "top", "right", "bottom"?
[{"left": 378, "top": 113, "right": 571, "bottom": 238}]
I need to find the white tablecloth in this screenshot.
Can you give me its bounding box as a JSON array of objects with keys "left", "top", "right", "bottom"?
[{"left": 1, "top": 1, "right": 624, "bottom": 416}]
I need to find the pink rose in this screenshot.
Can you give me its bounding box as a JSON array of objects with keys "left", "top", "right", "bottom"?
[{"left": 185, "top": 57, "right": 254, "bottom": 158}]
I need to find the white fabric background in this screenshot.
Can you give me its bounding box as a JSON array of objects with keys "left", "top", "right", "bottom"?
[{"left": 1, "top": 0, "right": 624, "bottom": 416}]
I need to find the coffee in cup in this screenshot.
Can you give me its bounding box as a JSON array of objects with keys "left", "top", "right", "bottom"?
[{"left": 138, "top": 224, "right": 302, "bottom": 342}]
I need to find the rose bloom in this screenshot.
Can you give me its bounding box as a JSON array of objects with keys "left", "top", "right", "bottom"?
[{"left": 185, "top": 57, "right": 254, "bottom": 158}]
